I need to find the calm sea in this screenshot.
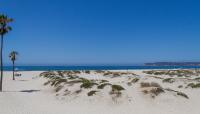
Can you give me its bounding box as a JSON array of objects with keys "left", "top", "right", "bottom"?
[{"left": 2, "top": 66, "right": 200, "bottom": 71}]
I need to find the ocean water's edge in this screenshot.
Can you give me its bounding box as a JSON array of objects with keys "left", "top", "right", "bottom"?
[{"left": 3, "top": 66, "right": 200, "bottom": 71}]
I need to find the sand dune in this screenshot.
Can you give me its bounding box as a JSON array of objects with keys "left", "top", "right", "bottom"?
[{"left": 0, "top": 70, "right": 200, "bottom": 114}]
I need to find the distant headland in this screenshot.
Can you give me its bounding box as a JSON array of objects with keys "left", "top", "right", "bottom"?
[{"left": 145, "top": 62, "right": 200, "bottom": 66}]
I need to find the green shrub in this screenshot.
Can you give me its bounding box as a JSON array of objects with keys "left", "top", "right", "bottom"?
[
  {"left": 142, "top": 87, "right": 164, "bottom": 98},
  {"left": 85, "top": 70, "right": 90, "bottom": 74},
  {"left": 67, "top": 79, "right": 83, "bottom": 85},
  {"left": 177, "top": 92, "right": 189, "bottom": 99},
  {"left": 100, "top": 80, "right": 109, "bottom": 83},
  {"left": 97, "top": 83, "right": 111, "bottom": 89},
  {"left": 143, "top": 71, "right": 154, "bottom": 74},
  {"left": 80, "top": 79, "right": 98, "bottom": 89},
  {"left": 80, "top": 78, "right": 90, "bottom": 83},
  {"left": 142, "top": 90, "right": 148, "bottom": 94},
  {"left": 140, "top": 82, "right": 161, "bottom": 88},
  {"left": 127, "top": 82, "right": 131, "bottom": 86},
  {"left": 110, "top": 91, "right": 122, "bottom": 97},
  {"left": 80, "top": 82, "right": 98, "bottom": 89},
  {"left": 103, "top": 71, "right": 124, "bottom": 77},
  {"left": 150, "top": 76, "right": 164, "bottom": 79},
  {"left": 151, "top": 82, "right": 161, "bottom": 88},
  {"left": 187, "top": 83, "right": 195, "bottom": 87},
  {"left": 57, "top": 71, "right": 64, "bottom": 77},
  {"left": 50, "top": 80, "right": 58, "bottom": 86},
  {"left": 54, "top": 79, "right": 68, "bottom": 87},
  {"left": 45, "top": 77, "right": 64, "bottom": 87},
  {"left": 55, "top": 85, "right": 63, "bottom": 92},
  {"left": 154, "top": 72, "right": 164, "bottom": 75},
  {"left": 63, "top": 91, "right": 71, "bottom": 96},
  {"left": 73, "top": 70, "right": 81, "bottom": 74},
  {"left": 165, "top": 88, "right": 189, "bottom": 99},
  {"left": 178, "top": 85, "right": 183, "bottom": 88},
  {"left": 131, "top": 78, "right": 140, "bottom": 83},
  {"left": 140, "top": 82, "right": 150, "bottom": 87},
  {"left": 111, "top": 85, "right": 125, "bottom": 91},
  {"left": 87, "top": 90, "right": 98, "bottom": 96},
  {"left": 113, "top": 73, "right": 121, "bottom": 77},
  {"left": 103, "top": 72, "right": 112, "bottom": 76},
  {"left": 163, "top": 78, "right": 175, "bottom": 83},
  {"left": 110, "top": 85, "right": 123, "bottom": 97},
  {"left": 44, "top": 81, "right": 51, "bottom": 86},
  {"left": 74, "top": 89, "right": 82, "bottom": 94},
  {"left": 68, "top": 75, "right": 78, "bottom": 80},
  {"left": 40, "top": 71, "right": 56, "bottom": 78},
  {"left": 150, "top": 87, "right": 165, "bottom": 96},
  {"left": 187, "top": 83, "right": 200, "bottom": 88},
  {"left": 95, "top": 70, "right": 105, "bottom": 74},
  {"left": 127, "top": 78, "right": 139, "bottom": 86},
  {"left": 194, "top": 77, "right": 200, "bottom": 80},
  {"left": 63, "top": 71, "right": 73, "bottom": 75}
]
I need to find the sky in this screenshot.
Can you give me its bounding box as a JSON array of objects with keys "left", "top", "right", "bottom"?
[{"left": 1, "top": 0, "right": 200, "bottom": 66}]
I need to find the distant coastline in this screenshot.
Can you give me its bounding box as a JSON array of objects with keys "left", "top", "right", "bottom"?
[{"left": 145, "top": 62, "right": 200, "bottom": 66}]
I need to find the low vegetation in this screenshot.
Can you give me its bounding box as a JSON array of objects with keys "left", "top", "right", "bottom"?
[
  {"left": 140, "top": 82, "right": 161, "bottom": 88},
  {"left": 87, "top": 90, "right": 98, "bottom": 96},
  {"left": 40, "top": 71, "right": 128, "bottom": 100},
  {"left": 94, "top": 70, "right": 105, "bottom": 74},
  {"left": 177, "top": 91, "right": 189, "bottom": 99},
  {"left": 84, "top": 70, "right": 90, "bottom": 74},
  {"left": 67, "top": 75, "right": 79, "bottom": 80},
  {"left": 55, "top": 85, "right": 64, "bottom": 92},
  {"left": 163, "top": 78, "right": 175, "bottom": 83},
  {"left": 80, "top": 78, "right": 98, "bottom": 89},
  {"left": 178, "top": 85, "right": 183, "bottom": 88},
  {"left": 143, "top": 69, "right": 200, "bottom": 77},
  {"left": 100, "top": 80, "right": 109, "bottom": 83},
  {"left": 66, "top": 79, "right": 83, "bottom": 85},
  {"left": 42, "top": 76, "right": 68, "bottom": 87},
  {"left": 110, "top": 84, "right": 125, "bottom": 97},
  {"left": 194, "top": 77, "right": 200, "bottom": 81},
  {"left": 97, "top": 83, "right": 111, "bottom": 89},
  {"left": 103, "top": 71, "right": 135, "bottom": 78},
  {"left": 111, "top": 85, "right": 125, "bottom": 91},
  {"left": 187, "top": 83, "right": 200, "bottom": 88},
  {"left": 145, "top": 87, "right": 164, "bottom": 96},
  {"left": 149, "top": 76, "right": 164, "bottom": 80},
  {"left": 140, "top": 82, "right": 189, "bottom": 99},
  {"left": 74, "top": 89, "right": 82, "bottom": 94},
  {"left": 141, "top": 82, "right": 164, "bottom": 98},
  {"left": 57, "top": 71, "right": 64, "bottom": 77},
  {"left": 40, "top": 70, "right": 192, "bottom": 101},
  {"left": 40, "top": 71, "right": 56, "bottom": 78},
  {"left": 165, "top": 88, "right": 189, "bottom": 99},
  {"left": 127, "top": 78, "right": 140, "bottom": 86},
  {"left": 63, "top": 70, "right": 81, "bottom": 75}
]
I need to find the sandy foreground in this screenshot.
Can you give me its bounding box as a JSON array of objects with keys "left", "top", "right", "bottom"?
[{"left": 0, "top": 70, "right": 200, "bottom": 114}]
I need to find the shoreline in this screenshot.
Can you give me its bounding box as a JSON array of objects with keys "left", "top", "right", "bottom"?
[{"left": 2, "top": 65, "right": 200, "bottom": 71}]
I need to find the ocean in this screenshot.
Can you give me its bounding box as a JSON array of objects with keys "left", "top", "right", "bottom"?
[{"left": 2, "top": 66, "right": 200, "bottom": 71}]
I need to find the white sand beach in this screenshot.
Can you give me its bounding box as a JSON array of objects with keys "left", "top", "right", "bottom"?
[
  {"left": 0, "top": 70, "right": 200, "bottom": 114},
  {"left": 1, "top": 0, "right": 200, "bottom": 114}
]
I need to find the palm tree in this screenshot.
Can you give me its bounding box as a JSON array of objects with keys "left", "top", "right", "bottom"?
[
  {"left": 0, "top": 14, "right": 13, "bottom": 91},
  {"left": 9, "top": 51, "right": 18, "bottom": 80}
]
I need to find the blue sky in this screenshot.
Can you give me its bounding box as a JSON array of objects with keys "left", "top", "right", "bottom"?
[{"left": 1, "top": 0, "right": 200, "bottom": 65}]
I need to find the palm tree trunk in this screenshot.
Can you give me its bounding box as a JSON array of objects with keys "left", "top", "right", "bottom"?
[
  {"left": 12, "top": 61, "right": 15, "bottom": 80},
  {"left": 0, "top": 35, "right": 4, "bottom": 91}
]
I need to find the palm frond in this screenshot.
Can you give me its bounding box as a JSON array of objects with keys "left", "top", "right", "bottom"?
[
  {"left": 0, "top": 14, "right": 13, "bottom": 24},
  {"left": 0, "top": 14, "right": 13, "bottom": 35},
  {"left": 0, "top": 26, "right": 12, "bottom": 35},
  {"left": 9, "top": 51, "right": 18, "bottom": 61}
]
